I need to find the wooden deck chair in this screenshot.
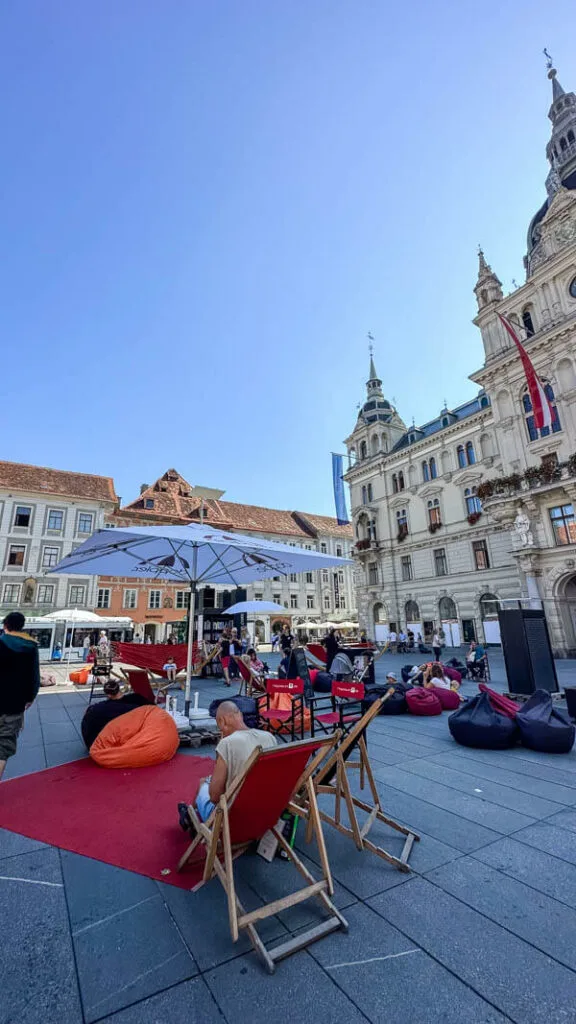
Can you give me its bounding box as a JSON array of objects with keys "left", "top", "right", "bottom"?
[
  {"left": 120, "top": 667, "right": 169, "bottom": 704},
  {"left": 236, "top": 657, "right": 265, "bottom": 697},
  {"left": 296, "top": 690, "right": 420, "bottom": 873},
  {"left": 177, "top": 736, "right": 348, "bottom": 973}
]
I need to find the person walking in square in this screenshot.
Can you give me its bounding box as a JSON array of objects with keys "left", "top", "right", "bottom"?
[{"left": 0, "top": 612, "right": 40, "bottom": 781}]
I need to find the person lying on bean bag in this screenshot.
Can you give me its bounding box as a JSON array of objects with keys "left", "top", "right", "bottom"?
[
  {"left": 81, "top": 679, "right": 152, "bottom": 749},
  {"left": 423, "top": 662, "right": 460, "bottom": 691},
  {"left": 90, "top": 703, "right": 179, "bottom": 768}
]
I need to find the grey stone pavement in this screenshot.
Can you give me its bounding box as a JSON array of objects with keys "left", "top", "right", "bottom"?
[{"left": 2, "top": 649, "right": 576, "bottom": 1023}]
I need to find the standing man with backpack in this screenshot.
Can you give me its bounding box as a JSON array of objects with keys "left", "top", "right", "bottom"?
[{"left": 0, "top": 612, "right": 40, "bottom": 780}]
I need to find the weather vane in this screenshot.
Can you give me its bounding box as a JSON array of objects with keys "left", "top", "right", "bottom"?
[
  {"left": 543, "top": 48, "right": 554, "bottom": 70},
  {"left": 367, "top": 331, "right": 374, "bottom": 357}
]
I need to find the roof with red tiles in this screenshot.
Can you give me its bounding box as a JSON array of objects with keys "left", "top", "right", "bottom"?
[
  {"left": 0, "top": 461, "right": 117, "bottom": 504},
  {"left": 120, "top": 468, "right": 352, "bottom": 539}
]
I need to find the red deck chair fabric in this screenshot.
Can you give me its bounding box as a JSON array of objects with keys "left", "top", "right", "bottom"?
[
  {"left": 406, "top": 688, "right": 443, "bottom": 716},
  {"left": 123, "top": 668, "right": 156, "bottom": 704},
  {"left": 257, "top": 678, "right": 309, "bottom": 739},
  {"left": 306, "top": 643, "right": 327, "bottom": 665},
  {"left": 310, "top": 681, "right": 365, "bottom": 736},
  {"left": 479, "top": 683, "right": 521, "bottom": 719}
]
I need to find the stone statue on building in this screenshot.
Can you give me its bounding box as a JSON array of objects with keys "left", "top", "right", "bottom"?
[{"left": 514, "top": 507, "right": 534, "bottom": 547}]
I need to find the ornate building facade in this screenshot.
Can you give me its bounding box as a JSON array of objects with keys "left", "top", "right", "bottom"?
[{"left": 345, "top": 65, "right": 576, "bottom": 655}]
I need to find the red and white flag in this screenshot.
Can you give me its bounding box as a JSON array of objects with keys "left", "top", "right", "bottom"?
[{"left": 498, "top": 313, "right": 554, "bottom": 430}]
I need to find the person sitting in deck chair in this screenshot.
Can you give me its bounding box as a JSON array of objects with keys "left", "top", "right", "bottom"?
[
  {"left": 329, "top": 649, "right": 355, "bottom": 681},
  {"left": 178, "top": 701, "right": 277, "bottom": 827},
  {"left": 163, "top": 656, "right": 177, "bottom": 683}
]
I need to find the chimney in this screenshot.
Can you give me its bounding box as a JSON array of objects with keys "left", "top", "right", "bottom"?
[{"left": 140, "top": 484, "right": 149, "bottom": 494}]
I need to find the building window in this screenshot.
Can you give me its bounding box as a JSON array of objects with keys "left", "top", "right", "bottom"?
[
  {"left": 457, "top": 443, "right": 476, "bottom": 468},
  {"left": 466, "top": 442, "right": 476, "bottom": 465},
  {"left": 522, "top": 307, "right": 535, "bottom": 337},
  {"left": 465, "top": 487, "right": 482, "bottom": 515},
  {"left": 360, "top": 441, "right": 367, "bottom": 460},
  {"left": 473, "top": 539, "right": 490, "bottom": 570},
  {"left": 523, "top": 383, "right": 561, "bottom": 441},
  {"left": 422, "top": 461, "right": 430, "bottom": 482},
  {"left": 396, "top": 509, "right": 408, "bottom": 538},
  {"left": 47, "top": 509, "right": 64, "bottom": 531},
  {"left": 42, "top": 545, "right": 60, "bottom": 568},
  {"left": 322, "top": 570, "right": 329, "bottom": 583},
  {"left": 7, "top": 545, "right": 25, "bottom": 567},
  {"left": 37, "top": 584, "right": 54, "bottom": 605},
  {"left": 290, "top": 594, "right": 298, "bottom": 609},
  {"left": 480, "top": 593, "right": 500, "bottom": 619},
  {"left": 368, "top": 562, "right": 378, "bottom": 585},
  {"left": 457, "top": 445, "right": 466, "bottom": 468},
  {"left": 401, "top": 555, "right": 413, "bottom": 581},
  {"left": 288, "top": 573, "right": 297, "bottom": 582},
  {"left": 550, "top": 504, "right": 576, "bottom": 545},
  {"left": 148, "top": 590, "right": 161, "bottom": 609},
  {"left": 429, "top": 457, "right": 437, "bottom": 479},
  {"left": 97, "top": 588, "right": 111, "bottom": 609},
  {"left": 324, "top": 593, "right": 330, "bottom": 609},
  {"left": 175, "top": 590, "right": 190, "bottom": 609},
  {"left": 254, "top": 593, "right": 263, "bottom": 601},
  {"left": 78, "top": 513, "right": 93, "bottom": 534},
  {"left": 367, "top": 483, "right": 373, "bottom": 502},
  {"left": 145, "top": 498, "right": 155, "bottom": 509},
  {"left": 320, "top": 543, "right": 327, "bottom": 554},
  {"left": 361, "top": 485, "right": 367, "bottom": 504},
  {"left": 405, "top": 599, "right": 420, "bottom": 621},
  {"left": 306, "top": 595, "right": 315, "bottom": 609},
  {"left": 3, "top": 584, "right": 21, "bottom": 603},
  {"left": 434, "top": 548, "right": 448, "bottom": 576},
  {"left": 398, "top": 471, "right": 405, "bottom": 491},
  {"left": 123, "top": 589, "right": 138, "bottom": 609},
  {"left": 273, "top": 593, "right": 281, "bottom": 604},
  {"left": 340, "top": 595, "right": 346, "bottom": 608},
  {"left": 427, "top": 499, "right": 441, "bottom": 527},
  {"left": 336, "top": 545, "right": 343, "bottom": 557},
  {"left": 69, "top": 585, "right": 86, "bottom": 605},
  {"left": 392, "top": 473, "right": 398, "bottom": 493},
  {"left": 305, "top": 572, "right": 313, "bottom": 584},
  {"left": 13, "top": 506, "right": 32, "bottom": 528}
]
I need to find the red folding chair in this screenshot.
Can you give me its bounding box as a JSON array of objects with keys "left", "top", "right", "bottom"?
[
  {"left": 309, "top": 680, "right": 365, "bottom": 738},
  {"left": 120, "top": 668, "right": 168, "bottom": 705},
  {"left": 257, "top": 678, "right": 306, "bottom": 742}
]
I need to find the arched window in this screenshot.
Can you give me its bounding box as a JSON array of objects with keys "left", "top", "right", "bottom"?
[
  {"left": 568, "top": 130, "right": 575, "bottom": 145},
  {"left": 427, "top": 498, "right": 441, "bottom": 526},
  {"left": 398, "top": 471, "right": 405, "bottom": 491},
  {"left": 429, "top": 456, "right": 437, "bottom": 479},
  {"left": 480, "top": 593, "right": 500, "bottom": 620},
  {"left": 523, "top": 382, "right": 561, "bottom": 441},
  {"left": 396, "top": 509, "right": 408, "bottom": 538},
  {"left": 381, "top": 433, "right": 389, "bottom": 452},
  {"left": 464, "top": 487, "right": 482, "bottom": 515},
  {"left": 373, "top": 602, "right": 385, "bottom": 624},
  {"left": 466, "top": 441, "right": 476, "bottom": 465},
  {"left": 360, "top": 440, "right": 367, "bottom": 460},
  {"left": 480, "top": 395, "right": 489, "bottom": 408},
  {"left": 522, "top": 307, "right": 535, "bottom": 337},
  {"left": 422, "top": 461, "right": 430, "bottom": 482},
  {"left": 368, "top": 517, "right": 377, "bottom": 542},
  {"left": 392, "top": 473, "right": 398, "bottom": 494},
  {"left": 560, "top": 137, "right": 567, "bottom": 151},
  {"left": 367, "top": 483, "right": 373, "bottom": 502},
  {"left": 457, "top": 445, "right": 467, "bottom": 468},
  {"left": 405, "top": 600, "right": 420, "bottom": 622},
  {"left": 439, "top": 596, "right": 457, "bottom": 620},
  {"left": 361, "top": 485, "right": 367, "bottom": 505}
]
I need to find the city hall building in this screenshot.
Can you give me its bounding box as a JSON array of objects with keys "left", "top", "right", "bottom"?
[{"left": 344, "top": 65, "right": 576, "bottom": 656}]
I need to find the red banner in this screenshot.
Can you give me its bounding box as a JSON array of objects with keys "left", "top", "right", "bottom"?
[{"left": 113, "top": 643, "right": 192, "bottom": 676}]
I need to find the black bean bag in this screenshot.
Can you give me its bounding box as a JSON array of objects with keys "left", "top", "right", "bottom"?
[
  {"left": 362, "top": 684, "right": 409, "bottom": 715},
  {"left": 516, "top": 690, "right": 575, "bottom": 754},
  {"left": 312, "top": 671, "right": 334, "bottom": 693},
  {"left": 81, "top": 693, "right": 151, "bottom": 749},
  {"left": 208, "top": 695, "right": 259, "bottom": 729},
  {"left": 448, "top": 692, "right": 519, "bottom": 749}
]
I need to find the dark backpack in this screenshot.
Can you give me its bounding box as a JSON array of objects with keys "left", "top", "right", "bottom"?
[
  {"left": 449, "top": 692, "right": 518, "bottom": 749},
  {"left": 208, "top": 695, "right": 259, "bottom": 729},
  {"left": 516, "top": 690, "right": 575, "bottom": 754}
]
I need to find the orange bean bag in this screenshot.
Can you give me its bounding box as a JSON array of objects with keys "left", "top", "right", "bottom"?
[
  {"left": 70, "top": 668, "right": 90, "bottom": 685},
  {"left": 90, "top": 704, "right": 179, "bottom": 768},
  {"left": 263, "top": 693, "right": 311, "bottom": 734}
]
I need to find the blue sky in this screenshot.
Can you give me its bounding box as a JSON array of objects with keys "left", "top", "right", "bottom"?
[{"left": 1, "top": 1, "right": 574, "bottom": 514}]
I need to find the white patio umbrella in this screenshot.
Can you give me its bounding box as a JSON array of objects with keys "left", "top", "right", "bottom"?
[
  {"left": 295, "top": 620, "right": 320, "bottom": 630},
  {"left": 222, "top": 600, "right": 287, "bottom": 615},
  {"left": 39, "top": 608, "right": 103, "bottom": 678},
  {"left": 49, "top": 522, "right": 352, "bottom": 713}
]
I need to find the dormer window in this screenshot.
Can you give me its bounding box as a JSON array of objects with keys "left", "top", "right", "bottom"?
[{"left": 145, "top": 498, "right": 155, "bottom": 509}]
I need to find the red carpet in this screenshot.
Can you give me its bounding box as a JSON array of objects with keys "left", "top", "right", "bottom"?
[{"left": 0, "top": 754, "right": 208, "bottom": 890}]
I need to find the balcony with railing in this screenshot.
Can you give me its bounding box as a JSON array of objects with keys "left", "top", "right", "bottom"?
[{"left": 478, "top": 454, "right": 576, "bottom": 509}]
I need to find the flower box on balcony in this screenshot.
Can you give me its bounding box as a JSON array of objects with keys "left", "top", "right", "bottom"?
[
  {"left": 397, "top": 527, "right": 408, "bottom": 543},
  {"left": 428, "top": 521, "right": 442, "bottom": 534},
  {"left": 355, "top": 538, "right": 371, "bottom": 551},
  {"left": 467, "top": 512, "right": 482, "bottom": 525}
]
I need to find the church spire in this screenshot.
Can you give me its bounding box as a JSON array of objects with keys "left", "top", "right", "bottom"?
[
  {"left": 474, "top": 247, "right": 503, "bottom": 311},
  {"left": 366, "top": 333, "right": 383, "bottom": 399},
  {"left": 544, "top": 56, "right": 576, "bottom": 195}
]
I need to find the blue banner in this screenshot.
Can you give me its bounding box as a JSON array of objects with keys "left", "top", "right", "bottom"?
[{"left": 332, "top": 453, "right": 350, "bottom": 526}]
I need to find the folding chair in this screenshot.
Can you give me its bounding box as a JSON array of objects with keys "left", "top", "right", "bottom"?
[
  {"left": 257, "top": 678, "right": 305, "bottom": 742},
  {"left": 296, "top": 690, "right": 420, "bottom": 873},
  {"left": 177, "top": 736, "right": 348, "bottom": 972},
  {"left": 236, "top": 657, "right": 265, "bottom": 697},
  {"left": 309, "top": 680, "right": 365, "bottom": 738}
]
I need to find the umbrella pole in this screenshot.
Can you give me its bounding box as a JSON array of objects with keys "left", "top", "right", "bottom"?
[{"left": 184, "top": 578, "right": 197, "bottom": 717}]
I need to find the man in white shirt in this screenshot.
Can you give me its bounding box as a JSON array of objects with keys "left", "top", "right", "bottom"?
[
  {"left": 388, "top": 630, "right": 397, "bottom": 653},
  {"left": 180, "top": 701, "right": 277, "bottom": 825}
]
